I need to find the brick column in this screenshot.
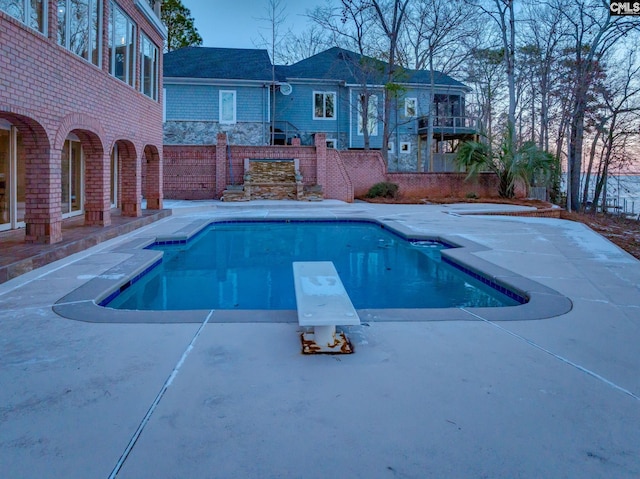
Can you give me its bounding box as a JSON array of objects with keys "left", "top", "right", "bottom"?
[
  {"left": 291, "top": 137, "right": 301, "bottom": 146},
  {"left": 121, "top": 151, "right": 142, "bottom": 217},
  {"left": 24, "top": 144, "right": 63, "bottom": 244},
  {"left": 215, "top": 133, "right": 227, "bottom": 198},
  {"left": 145, "top": 146, "right": 163, "bottom": 209},
  {"left": 84, "top": 150, "right": 111, "bottom": 226},
  {"left": 315, "top": 133, "right": 327, "bottom": 190}
]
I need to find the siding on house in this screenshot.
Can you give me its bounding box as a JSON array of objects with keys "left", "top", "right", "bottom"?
[{"left": 165, "top": 83, "right": 269, "bottom": 123}]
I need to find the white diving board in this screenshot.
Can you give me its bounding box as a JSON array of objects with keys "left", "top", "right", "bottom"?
[{"left": 292, "top": 261, "right": 360, "bottom": 354}]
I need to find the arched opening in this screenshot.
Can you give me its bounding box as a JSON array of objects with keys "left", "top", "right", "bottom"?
[
  {"left": 116, "top": 140, "right": 141, "bottom": 217},
  {"left": 0, "top": 119, "right": 27, "bottom": 231},
  {"left": 143, "top": 144, "right": 162, "bottom": 210},
  {"left": 0, "top": 112, "right": 58, "bottom": 243}
]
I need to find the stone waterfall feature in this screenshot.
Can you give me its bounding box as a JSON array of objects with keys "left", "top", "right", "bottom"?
[{"left": 222, "top": 159, "right": 323, "bottom": 201}]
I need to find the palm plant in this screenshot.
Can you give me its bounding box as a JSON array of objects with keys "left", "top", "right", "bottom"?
[{"left": 455, "top": 129, "right": 555, "bottom": 198}]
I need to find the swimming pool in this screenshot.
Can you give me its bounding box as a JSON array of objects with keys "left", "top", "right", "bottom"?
[{"left": 103, "top": 220, "right": 523, "bottom": 311}]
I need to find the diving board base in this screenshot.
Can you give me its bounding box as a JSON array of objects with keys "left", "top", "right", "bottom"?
[{"left": 300, "top": 330, "right": 355, "bottom": 355}]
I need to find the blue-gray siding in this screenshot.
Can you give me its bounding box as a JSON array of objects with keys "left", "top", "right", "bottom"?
[{"left": 165, "top": 84, "right": 269, "bottom": 123}]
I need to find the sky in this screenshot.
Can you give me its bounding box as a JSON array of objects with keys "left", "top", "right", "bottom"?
[{"left": 181, "top": 0, "right": 324, "bottom": 50}]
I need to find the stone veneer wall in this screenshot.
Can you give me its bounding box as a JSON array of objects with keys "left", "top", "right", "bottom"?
[{"left": 164, "top": 121, "right": 268, "bottom": 146}]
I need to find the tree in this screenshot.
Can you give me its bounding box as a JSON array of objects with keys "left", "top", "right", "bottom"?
[
  {"left": 161, "top": 0, "right": 203, "bottom": 53},
  {"left": 370, "top": 0, "right": 411, "bottom": 163},
  {"left": 550, "top": 0, "right": 640, "bottom": 211},
  {"left": 255, "top": 0, "right": 289, "bottom": 145},
  {"left": 456, "top": 130, "right": 555, "bottom": 198}
]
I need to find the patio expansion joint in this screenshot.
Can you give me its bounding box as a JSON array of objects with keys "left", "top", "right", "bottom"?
[
  {"left": 107, "top": 309, "right": 215, "bottom": 479},
  {"left": 461, "top": 308, "right": 640, "bottom": 402}
]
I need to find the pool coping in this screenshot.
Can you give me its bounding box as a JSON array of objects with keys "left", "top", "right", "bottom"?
[{"left": 52, "top": 215, "right": 573, "bottom": 323}]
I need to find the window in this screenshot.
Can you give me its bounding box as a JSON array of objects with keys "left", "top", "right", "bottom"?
[
  {"left": 400, "top": 142, "right": 411, "bottom": 154},
  {"left": 219, "top": 91, "right": 236, "bottom": 124},
  {"left": 387, "top": 142, "right": 395, "bottom": 154},
  {"left": 1, "top": 0, "right": 46, "bottom": 33},
  {"left": 140, "top": 34, "right": 159, "bottom": 100},
  {"left": 357, "top": 94, "right": 378, "bottom": 136},
  {"left": 326, "top": 139, "right": 337, "bottom": 149},
  {"left": 314, "top": 92, "right": 336, "bottom": 119},
  {"left": 57, "top": 0, "right": 101, "bottom": 65},
  {"left": 108, "top": 2, "right": 136, "bottom": 86},
  {"left": 405, "top": 98, "right": 417, "bottom": 117}
]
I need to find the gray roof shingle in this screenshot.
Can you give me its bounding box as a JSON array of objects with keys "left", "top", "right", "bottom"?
[
  {"left": 278, "top": 47, "right": 468, "bottom": 89},
  {"left": 163, "top": 47, "right": 274, "bottom": 81},
  {"left": 164, "top": 46, "right": 467, "bottom": 89}
]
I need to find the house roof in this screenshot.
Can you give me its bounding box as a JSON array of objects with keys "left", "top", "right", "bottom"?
[
  {"left": 278, "top": 47, "right": 468, "bottom": 89},
  {"left": 163, "top": 47, "right": 274, "bottom": 81},
  {"left": 163, "top": 46, "right": 468, "bottom": 89}
]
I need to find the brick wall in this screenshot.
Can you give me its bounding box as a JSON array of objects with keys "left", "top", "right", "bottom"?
[
  {"left": 0, "top": 1, "right": 164, "bottom": 242},
  {"left": 164, "top": 145, "right": 217, "bottom": 199},
  {"left": 163, "top": 140, "right": 525, "bottom": 202}
]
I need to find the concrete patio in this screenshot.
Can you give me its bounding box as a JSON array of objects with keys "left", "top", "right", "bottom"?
[{"left": 1, "top": 201, "right": 639, "bottom": 478}]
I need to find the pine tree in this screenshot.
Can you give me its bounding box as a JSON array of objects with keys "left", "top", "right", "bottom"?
[{"left": 161, "top": 0, "right": 203, "bottom": 52}]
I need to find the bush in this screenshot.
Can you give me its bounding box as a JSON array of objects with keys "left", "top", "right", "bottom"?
[
  {"left": 366, "top": 182, "right": 399, "bottom": 199},
  {"left": 465, "top": 191, "right": 479, "bottom": 199}
]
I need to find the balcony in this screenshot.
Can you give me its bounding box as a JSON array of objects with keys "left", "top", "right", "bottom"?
[{"left": 418, "top": 115, "right": 478, "bottom": 141}]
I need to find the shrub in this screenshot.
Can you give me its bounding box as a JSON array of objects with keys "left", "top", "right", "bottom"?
[
  {"left": 466, "top": 191, "right": 479, "bottom": 199},
  {"left": 366, "top": 182, "right": 399, "bottom": 199}
]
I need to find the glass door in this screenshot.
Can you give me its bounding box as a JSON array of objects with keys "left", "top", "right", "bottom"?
[
  {"left": 0, "top": 126, "right": 26, "bottom": 231},
  {"left": 0, "top": 129, "right": 9, "bottom": 228},
  {"left": 61, "top": 139, "right": 84, "bottom": 217}
]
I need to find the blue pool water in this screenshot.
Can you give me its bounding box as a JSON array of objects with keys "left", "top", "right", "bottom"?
[{"left": 105, "top": 221, "right": 522, "bottom": 310}]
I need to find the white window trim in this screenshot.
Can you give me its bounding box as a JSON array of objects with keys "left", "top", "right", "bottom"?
[
  {"left": 313, "top": 91, "right": 337, "bottom": 120},
  {"left": 2, "top": 0, "right": 48, "bottom": 34},
  {"left": 400, "top": 142, "right": 411, "bottom": 154},
  {"left": 326, "top": 138, "right": 337, "bottom": 149},
  {"left": 387, "top": 141, "right": 395, "bottom": 154},
  {"left": 405, "top": 97, "right": 417, "bottom": 118},
  {"left": 140, "top": 33, "right": 159, "bottom": 101},
  {"left": 219, "top": 90, "right": 237, "bottom": 124},
  {"left": 109, "top": 2, "right": 136, "bottom": 86}
]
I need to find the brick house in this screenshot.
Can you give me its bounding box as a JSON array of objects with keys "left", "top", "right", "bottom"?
[
  {"left": 0, "top": 0, "right": 165, "bottom": 243},
  {"left": 163, "top": 46, "right": 477, "bottom": 173}
]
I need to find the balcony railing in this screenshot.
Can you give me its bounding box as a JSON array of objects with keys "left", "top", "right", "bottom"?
[{"left": 417, "top": 116, "right": 479, "bottom": 136}]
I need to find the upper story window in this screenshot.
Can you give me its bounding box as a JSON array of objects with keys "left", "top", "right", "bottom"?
[
  {"left": 314, "top": 92, "right": 335, "bottom": 120},
  {"left": 405, "top": 98, "right": 417, "bottom": 117},
  {"left": 219, "top": 90, "right": 236, "bottom": 124},
  {"left": 1, "top": 0, "right": 47, "bottom": 33},
  {"left": 108, "top": 2, "right": 136, "bottom": 86},
  {"left": 358, "top": 94, "right": 378, "bottom": 136},
  {"left": 140, "top": 33, "right": 159, "bottom": 100},
  {"left": 57, "top": 0, "right": 101, "bottom": 65}
]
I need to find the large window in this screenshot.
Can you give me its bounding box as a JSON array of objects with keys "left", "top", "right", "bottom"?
[
  {"left": 357, "top": 94, "right": 378, "bottom": 136},
  {"left": 314, "top": 92, "right": 336, "bottom": 120},
  {"left": 108, "top": 2, "right": 136, "bottom": 86},
  {"left": 405, "top": 98, "right": 417, "bottom": 118},
  {"left": 219, "top": 91, "right": 236, "bottom": 124},
  {"left": 0, "top": 124, "right": 26, "bottom": 231},
  {"left": 1, "top": 0, "right": 46, "bottom": 33},
  {"left": 57, "top": 0, "right": 101, "bottom": 65},
  {"left": 140, "top": 34, "right": 159, "bottom": 100}
]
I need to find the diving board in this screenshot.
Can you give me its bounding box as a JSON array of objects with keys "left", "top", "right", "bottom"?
[{"left": 292, "top": 261, "right": 360, "bottom": 354}]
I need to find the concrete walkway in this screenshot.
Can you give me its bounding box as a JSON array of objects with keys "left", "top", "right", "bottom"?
[{"left": 1, "top": 201, "right": 639, "bottom": 478}]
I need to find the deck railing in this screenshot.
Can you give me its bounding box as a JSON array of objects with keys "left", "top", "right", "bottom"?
[{"left": 418, "top": 115, "right": 479, "bottom": 134}]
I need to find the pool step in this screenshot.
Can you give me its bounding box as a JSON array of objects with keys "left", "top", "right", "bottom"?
[{"left": 292, "top": 261, "right": 360, "bottom": 354}]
